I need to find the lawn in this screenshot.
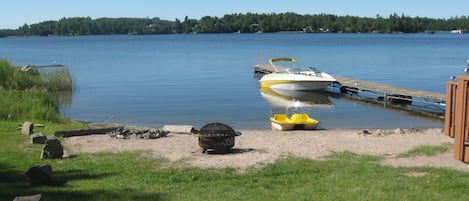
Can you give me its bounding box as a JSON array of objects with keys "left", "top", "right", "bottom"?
[{"left": 1, "top": 121, "right": 469, "bottom": 201}]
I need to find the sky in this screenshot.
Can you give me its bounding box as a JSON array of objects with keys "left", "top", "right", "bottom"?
[{"left": 1, "top": 0, "right": 468, "bottom": 29}]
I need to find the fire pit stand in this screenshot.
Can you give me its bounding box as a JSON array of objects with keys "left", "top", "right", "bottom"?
[{"left": 193, "top": 122, "right": 241, "bottom": 153}]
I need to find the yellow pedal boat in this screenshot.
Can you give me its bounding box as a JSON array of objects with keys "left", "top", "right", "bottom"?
[{"left": 270, "top": 113, "right": 319, "bottom": 131}]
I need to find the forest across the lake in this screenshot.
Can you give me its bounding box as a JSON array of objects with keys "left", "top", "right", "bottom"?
[{"left": 1, "top": 12, "right": 468, "bottom": 37}]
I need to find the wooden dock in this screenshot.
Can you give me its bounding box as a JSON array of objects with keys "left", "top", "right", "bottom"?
[
  {"left": 254, "top": 64, "right": 446, "bottom": 105},
  {"left": 332, "top": 75, "right": 445, "bottom": 101}
]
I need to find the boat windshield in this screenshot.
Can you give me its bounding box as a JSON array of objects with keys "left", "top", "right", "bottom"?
[
  {"left": 307, "top": 67, "right": 322, "bottom": 73},
  {"left": 283, "top": 67, "right": 322, "bottom": 75}
]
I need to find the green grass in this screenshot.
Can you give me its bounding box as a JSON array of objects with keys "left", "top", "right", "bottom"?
[
  {"left": 0, "top": 89, "right": 65, "bottom": 121},
  {"left": 398, "top": 143, "right": 453, "bottom": 158},
  {"left": 0, "top": 59, "right": 74, "bottom": 122},
  {"left": 1, "top": 121, "right": 469, "bottom": 201},
  {"left": 0, "top": 59, "right": 75, "bottom": 92}
]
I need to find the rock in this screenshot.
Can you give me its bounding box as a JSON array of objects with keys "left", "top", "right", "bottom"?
[
  {"left": 394, "top": 128, "right": 405, "bottom": 134},
  {"left": 131, "top": 133, "right": 144, "bottom": 139},
  {"left": 108, "top": 127, "right": 168, "bottom": 140},
  {"left": 25, "top": 164, "right": 52, "bottom": 185},
  {"left": 376, "top": 129, "right": 392, "bottom": 136},
  {"left": 406, "top": 128, "right": 421, "bottom": 133},
  {"left": 41, "top": 137, "right": 63, "bottom": 159},
  {"left": 116, "top": 134, "right": 129, "bottom": 139},
  {"left": 143, "top": 129, "right": 168, "bottom": 139},
  {"left": 13, "top": 193, "right": 42, "bottom": 201},
  {"left": 109, "top": 127, "right": 131, "bottom": 139},
  {"left": 359, "top": 130, "right": 371, "bottom": 135},
  {"left": 143, "top": 132, "right": 158, "bottom": 139},
  {"left": 21, "top": 122, "right": 34, "bottom": 135},
  {"left": 30, "top": 133, "right": 47, "bottom": 144}
]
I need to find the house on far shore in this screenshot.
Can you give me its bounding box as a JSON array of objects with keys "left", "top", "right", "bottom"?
[{"left": 450, "top": 29, "right": 463, "bottom": 34}]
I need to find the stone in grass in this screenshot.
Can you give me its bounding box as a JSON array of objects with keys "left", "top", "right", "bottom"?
[
  {"left": 41, "top": 137, "right": 63, "bottom": 159},
  {"left": 21, "top": 121, "right": 34, "bottom": 135},
  {"left": 13, "top": 193, "right": 42, "bottom": 201},
  {"left": 25, "top": 164, "right": 52, "bottom": 185},
  {"left": 30, "top": 132, "right": 47, "bottom": 144}
]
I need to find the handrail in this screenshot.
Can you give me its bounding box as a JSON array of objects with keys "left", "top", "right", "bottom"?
[{"left": 269, "top": 58, "right": 296, "bottom": 72}]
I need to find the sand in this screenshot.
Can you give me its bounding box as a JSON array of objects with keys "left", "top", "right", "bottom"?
[{"left": 62, "top": 128, "right": 469, "bottom": 172}]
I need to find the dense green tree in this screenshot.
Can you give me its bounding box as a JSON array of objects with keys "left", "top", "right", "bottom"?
[
  {"left": 7, "top": 12, "right": 469, "bottom": 36},
  {"left": 0, "top": 29, "right": 15, "bottom": 37}
]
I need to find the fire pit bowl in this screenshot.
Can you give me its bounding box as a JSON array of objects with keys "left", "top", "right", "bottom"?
[{"left": 194, "top": 122, "right": 241, "bottom": 153}]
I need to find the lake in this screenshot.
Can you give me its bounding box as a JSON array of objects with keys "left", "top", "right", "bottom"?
[{"left": 1, "top": 33, "right": 468, "bottom": 129}]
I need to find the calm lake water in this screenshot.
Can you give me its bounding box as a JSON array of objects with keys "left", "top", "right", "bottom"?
[{"left": 1, "top": 33, "right": 468, "bottom": 129}]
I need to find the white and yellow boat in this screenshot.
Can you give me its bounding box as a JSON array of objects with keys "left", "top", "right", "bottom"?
[
  {"left": 260, "top": 58, "right": 336, "bottom": 91},
  {"left": 270, "top": 113, "right": 319, "bottom": 131}
]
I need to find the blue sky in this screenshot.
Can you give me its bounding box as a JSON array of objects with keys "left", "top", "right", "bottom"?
[{"left": 1, "top": 0, "right": 468, "bottom": 29}]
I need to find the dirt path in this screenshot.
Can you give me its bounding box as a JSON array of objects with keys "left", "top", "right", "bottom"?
[{"left": 62, "top": 128, "right": 469, "bottom": 172}]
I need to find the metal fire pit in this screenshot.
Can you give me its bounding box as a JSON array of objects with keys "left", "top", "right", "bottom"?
[{"left": 195, "top": 122, "right": 241, "bottom": 153}]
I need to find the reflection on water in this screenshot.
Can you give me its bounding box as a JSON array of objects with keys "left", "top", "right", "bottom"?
[
  {"left": 57, "top": 90, "right": 73, "bottom": 111},
  {"left": 260, "top": 87, "right": 334, "bottom": 116},
  {"left": 328, "top": 92, "right": 446, "bottom": 125}
]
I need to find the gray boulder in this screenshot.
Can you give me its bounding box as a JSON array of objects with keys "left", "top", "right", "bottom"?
[
  {"left": 13, "top": 193, "right": 42, "bottom": 201},
  {"left": 30, "top": 133, "right": 47, "bottom": 144},
  {"left": 25, "top": 164, "right": 52, "bottom": 185},
  {"left": 41, "top": 137, "right": 63, "bottom": 159}
]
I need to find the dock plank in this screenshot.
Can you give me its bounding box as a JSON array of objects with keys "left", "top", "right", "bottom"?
[{"left": 333, "top": 75, "right": 446, "bottom": 101}]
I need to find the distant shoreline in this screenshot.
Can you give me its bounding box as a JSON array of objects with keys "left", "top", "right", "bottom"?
[
  {"left": 2, "top": 30, "right": 466, "bottom": 38},
  {"left": 3, "top": 13, "right": 467, "bottom": 36}
]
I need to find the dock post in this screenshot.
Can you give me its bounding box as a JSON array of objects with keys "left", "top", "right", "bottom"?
[
  {"left": 444, "top": 81, "right": 457, "bottom": 137},
  {"left": 452, "top": 76, "right": 469, "bottom": 162},
  {"left": 383, "top": 92, "right": 387, "bottom": 107}
]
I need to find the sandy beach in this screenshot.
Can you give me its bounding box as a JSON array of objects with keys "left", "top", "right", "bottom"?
[{"left": 62, "top": 128, "right": 469, "bottom": 172}]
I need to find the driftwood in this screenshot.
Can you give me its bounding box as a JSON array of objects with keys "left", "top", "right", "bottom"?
[
  {"left": 54, "top": 127, "right": 123, "bottom": 137},
  {"left": 162, "top": 125, "right": 194, "bottom": 134}
]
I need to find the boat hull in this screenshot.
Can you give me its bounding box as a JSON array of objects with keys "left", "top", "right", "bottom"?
[
  {"left": 271, "top": 122, "right": 294, "bottom": 131},
  {"left": 270, "top": 113, "right": 319, "bottom": 131},
  {"left": 260, "top": 72, "right": 336, "bottom": 91},
  {"left": 270, "top": 122, "right": 318, "bottom": 131},
  {"left": 262, "top": 81, "right": 333, "bottom": 91}
]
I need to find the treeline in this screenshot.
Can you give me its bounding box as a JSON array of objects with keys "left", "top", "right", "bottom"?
[{"left": 3, "top": 12, "right": 469, "bottom": 36}]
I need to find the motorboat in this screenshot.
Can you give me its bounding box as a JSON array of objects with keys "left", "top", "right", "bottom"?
[
  {"left": 260, "top": 58, "right": 336, "bottom": 91},
  {"left": 270, "top": 113, "right": 319, "bottom": 131}
]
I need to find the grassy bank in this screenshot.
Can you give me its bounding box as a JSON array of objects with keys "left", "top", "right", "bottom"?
[{"left": 0, "top": 59, "right": 74, "bottom": 122}]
